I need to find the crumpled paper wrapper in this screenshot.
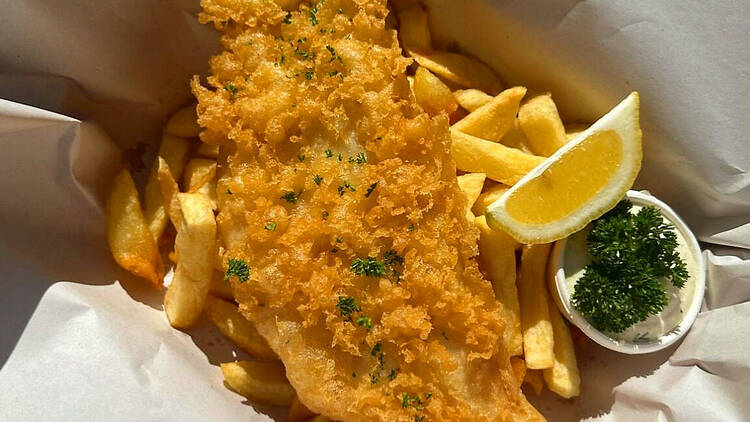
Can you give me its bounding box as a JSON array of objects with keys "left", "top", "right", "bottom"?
[{"left": 0, "top": 1, "right": 748, "bottom": 421}]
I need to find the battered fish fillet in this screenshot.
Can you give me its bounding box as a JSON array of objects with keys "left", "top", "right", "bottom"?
[{"left": 192, "top": 1, "right": 544, "bottom": 421}]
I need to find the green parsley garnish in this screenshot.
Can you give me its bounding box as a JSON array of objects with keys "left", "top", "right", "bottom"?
[
  {"left": 304, "top": 71, "right": 314, "bottom": 80},
  {"left": 383, "top": 250, "right": 404, "bottom": 266},
  {"left": 350, "top": 257, "right": 387, "bottom": 277},
  {"left": 308, "top": 6, "right": 318, "bottom": 25},
  {"left": 371, "top": 342, "right": 382, "bottom": 356},
  {"left": 337, "top": 181, "right": 355, "bottom": 196},
  {"left": 226, "top": 188, "right": 233, "bottom": 195},
  {"left": 224, "top": 83, "right": 238, "bottom": 95},
  {"left": 571, "top": 200, "right": 689, "bottom": 333},
  {"left": 282, "top": 12, "right": 292, "bottom": 24},
  {"left": 337, "top": 153, "right": 343, "bottom": 161},
  {"left": 313, "top": 174, "right": 323, "bottom": 185},
  {"left": 356, "top": 315, "right": 372, "bottom": 331},
  {"left": 324, "top": 149, "right": 333, "bottom": 157},
  {"left": 298, "top": 154, "right": 305, "bottom": 162},
  {"left": 264, "top": 222, "right": 277, "bottom": 231},
  {"left": 349, "top": 152, "right": 367, "bottom": 164},
  {"left": 408, "top": 224, "right": 415, "bottom": 232},
  {"left": 336, "top": 296, "right": 360, "bottom": 320},
  {"left": 388, "top": 368, "right": 398, "bottom": 380},
  {"left": 328, "top": 70, "right": 339, "bottom": 77},
  {"left": 322, "top": 210, "right": 329, "bottom": 220},
  {"left": 338, "top": 7, "right": 344, "bottom": 14},
  {"left": 281, "top": 191, "right": 300, "bottom": 203},
  {"left": 225, "top": 258, "right": 250, "bottom": 282}
]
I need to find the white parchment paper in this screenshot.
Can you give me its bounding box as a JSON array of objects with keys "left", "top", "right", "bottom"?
[{"left": 0, "top": 1, "right": 748, "bottom": 421}]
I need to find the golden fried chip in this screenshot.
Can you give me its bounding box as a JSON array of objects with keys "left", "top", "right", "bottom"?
[
  {"left": 144, "top": 134, "right": 190, "bottom": 239},
  {"left": 452, "top": 87, "right": 526, "bottom": 141},
  {"left": 106, "top": 169, "right": 164, "bottom": 287},
  {"left": 518, "top": 93, "right": 568, "bottom": 156},
  {"left": 453, "top": 88, "right": 492, "bottom": 112},
  {"left": 411, "top": 50, "right": 503, "bottom": 94},
  {"left": 220, "top": 361, "right": 295, "bottom": 407},
  {"left": 205, "top": 295, "right": 278, "bottom": 360},
  {"left": 518, "top": 244, "right": 554, "bottom": 369},
  {"left": 543, "top": 294, "right": 581, "bottom": 398},
  {"left": 413, "top": 66, "right": 458, "bottom": 116},
  {"left": 165, "top": 104, "right": 200, "bottom": 138},
  {"left": 472, "top": 183, "right": 509, "bottom": 216},
  {"left": 450, "top": 129, "right": 544, "bottom": 185},
  {"left": 397, "top": 5, "right": 431, "bottom": 52}
]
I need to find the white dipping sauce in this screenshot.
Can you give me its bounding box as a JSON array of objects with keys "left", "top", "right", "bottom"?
[{"left": 563, "top": 205, "right": 698, "bottom": 343}]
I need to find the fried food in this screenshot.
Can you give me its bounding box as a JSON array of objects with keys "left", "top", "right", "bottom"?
[{"left": 192, "top": 1, "right": 543, "bottom": 421}]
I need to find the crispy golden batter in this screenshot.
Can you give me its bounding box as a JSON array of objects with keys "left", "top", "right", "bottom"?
[{"left": 192, "top": 1, "right": 543, "bottom": 421}]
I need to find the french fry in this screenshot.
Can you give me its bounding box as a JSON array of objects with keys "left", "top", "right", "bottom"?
[
  {"left": 165, "top": 104, "right": 200, "bottom": 138},
  {"left": 523, "top": 369, "right": 544, "bottom": 395},
  {"left": 288, "top": 395, "right": 316, "bottom": 422},
  {"left": 456, "top": 173, "right": 486, "bottom": 208},
  {"left": 220, "top": 361, "right": 295, "bottom": 407},
  {"left": 397, "top": 5, "right": 431, "bottom": 52},
  {"left": 106, "top": 169, "right": 164, "bottom": 287},
  {"left": 164, "top": 192, "right": 216, "bottom": 328},
  {"left": 182, "top": 158, "right": 218, "bottom": 210},
  {"left": 208, "top": 271, "right": 234, "bottom": 301},
  {"left": 543, "top": 294, "right": 581, "bottom": 398},
  {"left": 565, "top": 123, "right": 590, "bottom": 141},
  {"left": 196, "top": 142, "right": 220, "bottom": 158},
  {"left": 518, "top": 93, "right": 568, "bottom": 156},
  {"left": 452, "top": 87, "right": 526, "bottom": 141},
  {"left": 518, "top": 244, "right": 554, "bottom": 369},
  {"left": 472, "top": 183, "right": 509, "bottom": 216},
  {"left": 453, "top": 88, "right": 492, "bottom": 112},
  {"left": 510, "top": 357, "right": 527, "bottom": 384},
  {"left": 475, "top": 216, "right": 523, "bottom": 356},
  {"left": 156, "top": 157, "right": 181, "bottom": 229},
  {"left": 450, "top": 130, "right": 545, "bottom": 185},
  {"left": 410, "top": 50, "right": 503, "bottom": 95},
  {"left": 413, "top": 66, "right": 458, "bottom": 116},
  {"left": 204, "top": 295, "right": 278, "bottom": 361},
  {"left": 500, "top": 119, "right": 534, "bottom": 153},
  {"left": 144, "top": 134, "right": 191, "bottom": 240}
]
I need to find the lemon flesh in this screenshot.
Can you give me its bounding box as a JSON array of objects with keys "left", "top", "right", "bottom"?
[{"left": 486, "top": 92, "right": 642, "bottom": 244}]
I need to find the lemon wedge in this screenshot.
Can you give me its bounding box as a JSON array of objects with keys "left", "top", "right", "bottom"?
[{"left": 486, "top": 92, "right": 642, "bottom": 244}]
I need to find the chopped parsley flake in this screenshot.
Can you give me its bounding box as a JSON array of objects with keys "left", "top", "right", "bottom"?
[
  {"left": 325, "top": 149, "right": 333, "bottom": 157},
  {"left": 281, "top": 191, "right": 300, "bottom": 203},
  {"left": 338, "top": 181, "right": 355, "bottom": 196},
  {"left": 224, "top": 84, "right": 238, "bottom": 95},
  {"left": 226, "top": 188, "right": 233, "bottom": 195},
  {"left": 388, "top": 368, "right": 398, "bottom": 380},
  {"left": 282, "top": 12, "right": 292, "bottom": 24},
  {"left": 322, "top": 210, "right": 329, "bottom": 220},
  {"left": 313, "top": 174, "right": 323, "bottom": 185},
  {"left": 371, "top": 342, "right": 382, "bottom": 356},
  {"left": 225, "top": 258, "right": 250, "bottom": 282},
  {"left": 350, "top": 257, "right": 387, "bottom": 277},
  {"left": 383, "top": 250, "right": 404, "bottom": 266},
  {"left": 264, "top": 222, "right": 277, "bottom": 231},
  {"left": 365, "top": 182, "right": 378, "bottom": 198},
  {"left": 304, "top": 71, "right": 314, "bottom": 80},
  {"left": 338, "top": 7, "right": 344, "bottom": 14},
  {"left": 336, "top": 296, "right": 359, "bottom": 320},
  {"left": 298, "top": 154, "right": 305, "bottom": 162},
  {"left": 408, "top": 224, "right": 415, "bottom": 232},
  {"left": 349, "top": 152, "right": 367, "bottom": 164},
  {"left": 336, "top": 236, "right": 343, "bottom": 243},
  {"left": 308, "top": 6, "right": 318, "bottom": 26},
  {"left": 328, "top": 70, "right": 339, "bottom": 77},
  {"left": 337, "top": 153, "right": 343, "bottom": 161},
  {"left": 356, "top": 315, "right": 372, "bottom": 331}
]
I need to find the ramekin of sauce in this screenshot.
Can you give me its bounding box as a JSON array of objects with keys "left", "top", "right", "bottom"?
[{"left": 548, "top": 190, "right": 705, "bottom": 354}]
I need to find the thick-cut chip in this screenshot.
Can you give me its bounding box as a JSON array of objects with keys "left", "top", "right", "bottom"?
[
  {"left": 156, "top": 157, "right": 182, "bottom": 229},
  {"left": 456, "top": 173, "right": 486, "bottom": 208},
  {"left": 450, "top": 130, "right": 544, "bottom": 185},
  {"left": 413, "top": 66, "right": 458, "bottom": 116},
  {"left": 523, "top": 369, "right": 544, "bottom": 395},
  {"left": 543, "top": 294, "right": 581, "bottom": 398},
  {"left": 565, "top": 123, "right": 589, "bottom": 141},
  {"left": 518, "top": 244, "right": 554, "bottom": 369},
  {"left": 106, "top": 169, "right": 164, "bottom": 287},
  {"left": 197, "top": 142, "right": 220, "bottom": 158},
  {"left": 164, "top": 192, "right": 216, "bottom": 328},
  {"left": 165, "top": 104, "right": 201, "bottom": 138},
  {"left": 472, "top": 183, "right": 509, "bottom": 216},
  {"left": 204, "top": 295, "right": 278, "bottom": 360},
  {"left": 208, "top": 271, "right": 234, "bottom": 301},
  {"left": 475, "top": 216, "right": 522, "bottom": 356},
  {"left": 220, "top": 361, "right": 295, "bottom": 407},
  {"left": 144, "top": 134, "right": 191, "bottom": 239},
  {"left": 288, "top": 396, "right": 316, "bottom": 422},
  {"left": 397, "top": 5, "right": 431, "bottom": 52},
  {"left": 411, "top": 50, "right": 503, "bottom": 94},
  {"left": 518, "top": 94, "right": 568, "bottom": 157},
  {"left": 182, "top": 158, "right": 218, "bottom": 210},
  {"left": 501, "top": 119, "right": 533, "bottom": 153},
  {"left": 452, "top": 87, "right": 526, "bottom": 141},
  {"left": 453, "top": 88, "right": 492, "bottom": 112}
]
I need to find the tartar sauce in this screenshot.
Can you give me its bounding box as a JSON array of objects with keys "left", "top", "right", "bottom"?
[{"left": 563, "top": 205, "right": 698, "bottom": 343}]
